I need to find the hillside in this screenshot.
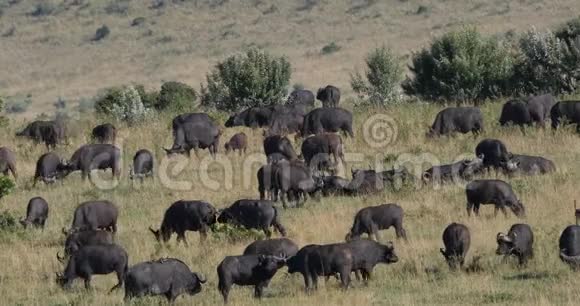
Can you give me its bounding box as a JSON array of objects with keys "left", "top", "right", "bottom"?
[{"left": 1, "top": 0, "right": 580, "bottom": 115}]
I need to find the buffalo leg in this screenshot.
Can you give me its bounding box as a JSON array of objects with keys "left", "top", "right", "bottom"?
[
  {"left": 83, "top": 276, "right": 92, "bottom": 290},
  {"left": 473, "top": 204, "right": 481, "bottom": 216},
  {"left": 263, "top": 227, "right": 272, "bottom": 238},
  {"left": 200, "top": 226, "right": 208, "bottom": 242},
  {"left": 395, "top": 222, "right": 407, "bottom": 240},
  {"left": 466, "top": 202, "right": 473, "bottom": 217},
  {"left": 254, "top": 283, "right": 265, "bottom": 299},
  {"left": 303, "top": 273, "right": 313, "bottom": 292},
  {"left": 371, "top": 224, "right": 381, "bottom": 241},
  {"left": 177, "top": 232, "right": 189, "bottom": 246},
  {"left": 219, "top": 285, "right": 230, "bottom": 304},
  {"left": 339, "top": 270, "right": 350, "bottom": 289},
  {"left": 109, "top": 273, "right": 124, "bottom": 293}
]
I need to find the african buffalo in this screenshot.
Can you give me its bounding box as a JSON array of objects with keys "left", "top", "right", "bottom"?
[
  {"left": 61, "top": 144, "right": 121, "bottom": 179},
  {"left": 475, "top": 139, "right": 516, "bottom": 171},
  {"left": 33, "top": 152, "right": 66, "bottom": 185},
  {"left": 263, "top": 135, "right": 298, "bottom": 161},
  {"left": 129, "top": 149, "right": 154, "bottom": 181},
  {"left": 320, "top": 175, "right": 350, "bottom": 196},
  {"left": 91, "top": 123, "right": 116, "bottom": 143},
  {"left": 272, "top": 161, "right": 323, "bottom": 208},
  {"left": 499, "top": 100, "right": 532, "bottom": 127},
  {"left": 56, "top": 243, "right": 128, "bottom": 292},
  {"left": 440, "top": 223, "right": 470, "bottom": 269},
  {"left": 345, "top": 203, "right": 407, "bottom": 241},
  {"left": 225, "top": 107, "right": 273, "bottom": 128},
  {"left": 427, "top": 107, "right": 483, "bottom": 137},
  {"left": 287, "top": 89, "right": 315, "bottom": 107},
  {"left": 165, "top": 113, "right": 221, "bottom": 157},
  {"left": 224, "top": 132, "right": 247, "bottom": 155},
  {"left": 526, "top": 94, "right": 555, "bottom": 125},
  {"left": 60, "top": 229, "right": 114, "bottom": 260},
  {"left": 66, "top": 200, "right": 118, "bottom": 234},
  {"left": 20, "top": 197, "right": 48, "bottom": 229},
  {"left": 301, "top": 133, "right": 344, "bottom": 172},
  {"left": 243, "top": 238, "right": 299, "bottom": 257},
  {"left": 266, "top": 111, "right": 304, "bottom": 136},
  {"left": 345, "top": 239, "right": 398, "bottom": 282},
  {"left": 507, "top": 154, "right": 556, "bottom": 175},
  {"left": 218, "top": 199, "right": 287, "bottom": 237},
  {"left": 316, "top": 85, "right": 340, "bottom": 108},
  {"left": 0, "top": 147, "right": 17, "bottom": 178},
  {"left": 496, "top": 224, "right": 534, "bottom": 266},
  {"left": 125, "top": 258, "right": 206, "bottom": 303},
  {"left": 150, "top": 200, "right": 217, "bottom": 245},
  {"left": 16, "top": 120, "right": 66, "bottom": 148},
  {"left": 217, "top": 254, "right": 287, "bottom": 303},
  {"left": 346, "top": 167, "right": 410, "bottom": 195},
  {"left": 301, "top": 107, "right": 353, "bottom": 137},
  {"left": 304, "top": 243, "right": 353, "bottom": 290},
  {"left": 422, "top": 157, "right": 483, "bottom": 185},
  {"left": 466, "top": 180, "right": 525, "bottom": 218},
  {"left": 551, "top": 101, "right": 580, "bottom": 131},
  {"left": 559, "top": 225, "right": 580, "bottom": 269}
]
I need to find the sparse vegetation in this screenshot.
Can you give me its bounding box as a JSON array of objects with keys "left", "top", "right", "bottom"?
[
  {"left": 4, "top": 95, "right": 32, "bottom": 113},
  {"left": 321, "top": 42, "right": 341, "bottom": 55},
  {"left": 94, "top": 85, "right": 151, "bottom": 123},
  {"left": 200, "top": 48, "right": 291, "bottom": 111},
  {"left": 0, "top": 176, "right": 15, "bottom": 200}
]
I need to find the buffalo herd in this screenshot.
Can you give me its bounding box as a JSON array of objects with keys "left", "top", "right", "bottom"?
[{"left": 5, "top": 91, "right": 580, "bottom": 303}]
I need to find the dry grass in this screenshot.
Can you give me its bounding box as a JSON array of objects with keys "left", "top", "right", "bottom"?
[
  {"left": 1, "top": 0, "right": 580, "bottom": 116},
  {"left": 1, "top": 102, "right": 580, "bottom": 305}
]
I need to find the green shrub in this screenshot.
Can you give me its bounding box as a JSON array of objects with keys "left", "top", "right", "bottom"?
[
  {"left": 403, "top": 27, "right": 514, "bottom": 102},
  {"left": 0, "top": 176, "right": 15, "bottom": 199},
  {"left": 351, "top": 46, "right": 404, "bottom": 105},
  {"left": 210, "top": 223, "right": 265, "bottom": 242},
  {"left": 156, "top": 81, "right": 197, "bottom": 111},
  {"left": 321, "top": 42, "right": 341, "bottom": 55},
  {"left": 512, "top": 29, "right": 580, "bottom": 95},
  {"left": 94, "top": 85, "right": 151, "bottom": 124},
  {"left": 134, "top": 85, "right": 159, "bottom": 109},
  {"left": 4, "top": 95, "right": 32, "bottom": 113},
  {"left": 555, "top": 16, "right": 580, "bottom": 44},
  {"left": 0, "top": 210, "right": 18, "bottom": 232},
  {"left": 200, "top": 49, "right": 291, "bottom": 111}
]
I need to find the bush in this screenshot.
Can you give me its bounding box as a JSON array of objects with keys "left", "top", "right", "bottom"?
[
  {"left": 5, "top": 95, "right": 32, "bottom": 113},
  {"left": 94, "top": 86, "right": 151, "bottom": 124},
  {"left": 0, "top": 176, "right": 15, "bottom": 199},
  {"left": 351, "top": 46, "right": 404, "bottom": 105},
  {"left": 200, "top": 49, "right": 291, "bottom": 111},
  {"left": 321, "top": 42, "right": 341, "bottom": 55},
  {"left": 555, "top": 16, "right": 580, "bottom": 44},
  {"left": 0, "top": 210, "right": 18, "bottom": 232},
  {"left": 512, "top": 29, "right": 580, "bottom": 95},
  {"left": 134, "top": 85, "right": 159, "bottom": 109},
  {"left": 403, "top": 27, "right": 514, "bottom": 102},
  {"left": 93, "top": 25, "right": 110, "bottom": 41},
  {"left": 210, "top": 222, "right": 265, "bottom": 242},
  {"left": 156, "top": 81, "right": 197, "bottom": 111}
]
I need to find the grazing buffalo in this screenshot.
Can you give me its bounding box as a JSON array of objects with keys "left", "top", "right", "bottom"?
[
  {"left": 499, "top": 100, "right": 532, "bottom": 127},
  {"left": 559, "top": 225, "right": 580, "bottom": 269},
  {"left": 125, "top": 258, "right": 206, "bottom": 303},
  {"left": 507, "top": 154, "right": 556, "bottom": 175},
  {"left": 20, "top": 197, "right": 48, "bottom": 229},
  {"left": 320, "top": 175, "right": 350, "bottom": 196},
  {"left": 150, "top": 200, "right": 217, "bottom": 245},
  {"left": 218, "top": 199, "right": 287, "bottom": 237},
  {"left": 301, "top": 133, "right": 344, "bottom": 172},
  {"left": 475, "top": 139, "right": 516, "bottom": 171},
  {"left": 266, "top": 111, "right": 304, "bottom": 136},
  {"left": 225, "top": 107, "right": 273, "bottom": 128},
  {"left": 0, "top": 147, "right": 17, "bottom": 178},
  {"left": 345, "top": 239, "right": 398, "bottom": 282},
  {"left": 440, "top": 223, "right": 471, "bottom": 269},
  {"left": 422, "top": 157, "right": 483, "bottom": 184},
  {"left": 60, "top": 230, "right": 114, "bottom": 259},
  {"left": 257, "top": 164, "right": 278, "bottom": 201},
  {"left": 224, "top": 132, "right": 247, "bottom": 155},
  {"left": 243, "top": 238, "right": 299, "bottom": 257},
  {"left": 302, "top": 107, "right": 353, "bottom": 137},
  {"left": 551, "top": 101, "right": 580, "bottom": 131},
  {"left": 496, "top": 224, "right": 534, "bottom": 266},
  {"left": 217, "top": 254, "right": 287, "bottom": 303},
  {"left": 56, "top": 244, "right": 128, "bottom": 291},
  {"left": 16, "top": 120, "right": 66, "bottom": 148},
  {"left": 304, "top": 243, "right": 354, "bottom": 290},
  {"left": 61, "top": 144, "right": 121, "bottom": 179},
  {"left": 66, "top": 200, "right": 118, "bottom": 234},
  {"left": 345, "top": 203, "right": 407, "bottom": 241},
  {"left": 466, "top": 180, "right": 525, "bottom": 218},
  {"left": 286, "top": 244, "right": 321, "bottom": 289},
  {"left": 427, "top": 107, "right": 483, "bottom": 137},
  {"left": 266, "top": 152, "right": 289, "bottom": 164},
  {"left": 287, "top": 89, "right": 315, "bottom": 107},
  {"left": 526, "top": 94, "right": 555, "bottom": 125},
  {"left": 165, "top": 113, "right": 221, "bottom": 157},
  {"left": 129, "top": 149, "right": 154, "bottom": 180},
  {"left": 346, "top": 168, "right": 410, "bottom": 195},
  {"left": 316, "top": 85, "right": 341, "bottom": 108},
  {"left": 263, "top": 135, "right": 298, "bottom": 161},
  {"left": 273, "top": 161, "right": 323, "bottom": 208},
  {"left": 33, "top": 152, "right": 66, "bottom": 185},
  {"left": 91, "top": 123, "right": 116, "bottom": 143}
]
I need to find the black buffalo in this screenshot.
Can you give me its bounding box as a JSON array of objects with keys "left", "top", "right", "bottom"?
[
  {"left": 165, "top": 113, "right": 221, "bottom": 157},
  {"left": 150, "top": 200, "right": 217, "bottom": 245},
  {"left": 287, "top": 89, "right": 315, "bottom": 107},
  {"left": 91, "top": 123, "right": 116, "bottom": 143},
  {"left": 217, "top": 254, "right": 287, "bottom": 303},
  {"left": 507, "top": 154, "right": 556, "bottom": 175},
  {"left": 218, "top": 200, "right": 287, "bottom": 237},
  {"left": 20, "top": 196, "right": 48, "bottom": 229},
  {"left": 303, "top": 243, "right": 354, "bottom": 290},
  {"left": 551, "top": 100, "right": 580, "bottom": 131},
  {"left": 346, "top": 167, "right": 410, "bottom": 195},
  {"left": 16, "top": 120, "right": 66, "bottom": 148},
  {"left": 301, "top": 107, "right": 354, "bottom": 137},
  {"left": 33, "top": 152, "right": 66, "bottom": 185},
  {"left": 61, "top": 144, "right": 121, "bottom": 180},
  {"left": 257, "top": 164, "right": 278, "bottom": 201},
  {"left": 422, "top": 157, "right": 483, "bottom": 185},
  {"left": 526, "top": 94, "right": 555, "bottom": 126},
  {"left": 440, "top": 223, "right": 471, "bottom": 269},
  {"left": 496, "top": 223, "right": 534, "bottom": 266},
  {"left": 316, "top": 85, "right": 340, "bottom": 107},
  {"left": 60, "top": 229, "right": 114, "bottom": 260},
  {"left": 66, "top": 200, "right": 118, "bottom": 234},
  {"left": 320, "top": 175, "right": 350, "bottom": 196},
  {"left": 266, "top": 111, "right": 304, "bottom": 136},
  {"left": 56, "top": 244, "right": 128, "bottom": 291},
  {"left": 125, "top": 258, "right": 206, "bottom": 303},
  {"left": 301, "top": 133, "right": 344, "bottom": 172},
  {"left": 225, "top": 107, "right": 273, "bottom": 128},
  {"left": 475, "top": 139, "right": 517, "bottom": 171},
  {"left": 346, "top": 203, "right": 407, "bottom": 241},
  {"left": 466, "top": 180, "right": 525, "bottom": 218},
  {"left": 345, "top": 239, "right": 398, "bottom": 282},
  {"left": 499, "top": 100, "right": 532, "bottom": 127},
  {"left": 272, "top": 161, "right": 323, "bottom": 208},
  {"left": 224, "top": 132, "right": 247, "bottom": 155},
  {"left": 559, "top": 225, "right": 580, "bottom": 269},
  {"left": 263, "top": 135, "right": 298, "bottom": 161},
  {"left": 427, "top": 107, "right": 483, "bottom": 137},
  {"left": 129, "top": 149, "right": 154, "bottom": 180},
  {"left": 0, "top": 147, "right": 17, "bottom": 178},
  {"left": 243, "top": 238, "right": 299, "bottom": 257}
]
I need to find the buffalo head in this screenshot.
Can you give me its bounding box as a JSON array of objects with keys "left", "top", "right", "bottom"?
[{"left": 496, "top": 232, "right": 515, "bottom": 255}]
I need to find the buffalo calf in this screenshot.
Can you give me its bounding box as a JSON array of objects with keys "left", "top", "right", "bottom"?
[
  {"left": 346, "top": 203, "right": 407, "bottom": 241},
  {"left": 20, "top": 197, "right": 48, "bottom": 229},
  {"left": 130, "top": 149, "right": 154, "bottom": 181},
  {"left": 224, "top": 132, "right": 247, "bottom": 155}
]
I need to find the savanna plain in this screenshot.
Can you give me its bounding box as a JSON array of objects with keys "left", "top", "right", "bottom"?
[{"left": 2, "top": 0, "right": 580, "bottom": 306}]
